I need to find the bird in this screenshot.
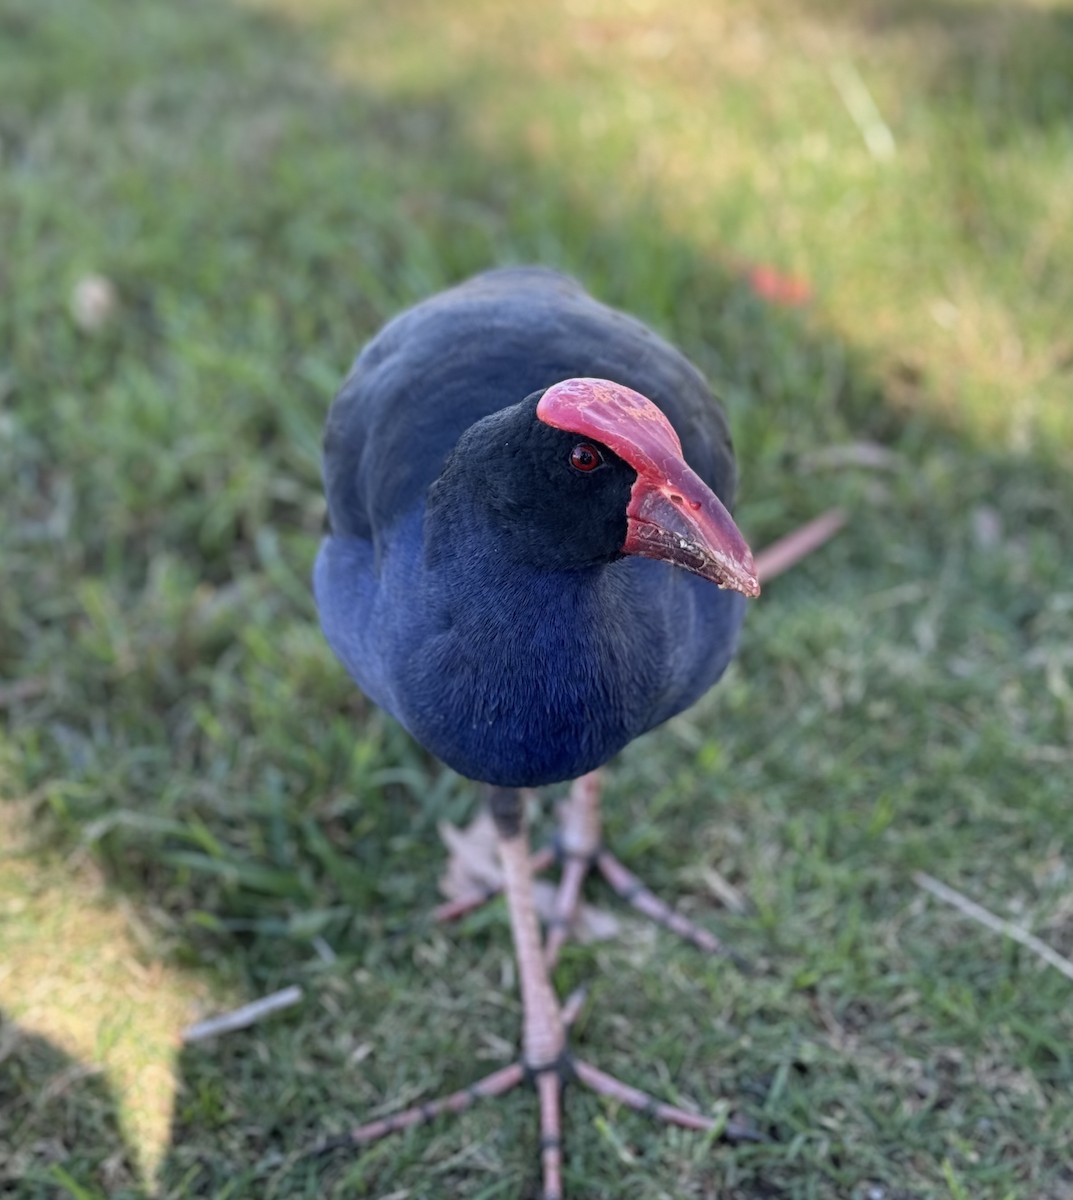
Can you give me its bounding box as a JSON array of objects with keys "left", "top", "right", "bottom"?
[{"left": 313, "top": 266, "right": 761, "bottom": 1198}]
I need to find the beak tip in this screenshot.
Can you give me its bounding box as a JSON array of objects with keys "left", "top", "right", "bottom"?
[
  {"left": 730, "top": 547, "right": 761, "bottom": 599},
  {"left": 735, "top": 571, "right": 761, "bottom": 600}
]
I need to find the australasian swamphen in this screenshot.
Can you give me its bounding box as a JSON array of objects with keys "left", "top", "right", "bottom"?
[{"left": 314, "top": 266, "right": 761, "bottom": 1197}]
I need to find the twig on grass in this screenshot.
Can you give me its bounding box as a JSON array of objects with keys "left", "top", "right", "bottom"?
[
  {"left": 182, "top": 985, "right": 304, "bottom": 1043},
  {"left": 914, "top": 872, "right": 1073, "bottom": 984}
]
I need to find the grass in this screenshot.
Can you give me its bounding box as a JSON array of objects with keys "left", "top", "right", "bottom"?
[{"left": 1, "top": 0, "right": 1072, "bottom": 1196}]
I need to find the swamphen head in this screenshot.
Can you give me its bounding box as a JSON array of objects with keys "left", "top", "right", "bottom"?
[{"left": 431, "top": 377, "right": 758, "bottom": 596}]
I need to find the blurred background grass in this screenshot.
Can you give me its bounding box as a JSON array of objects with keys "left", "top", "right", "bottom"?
[{"left": 1, "top": 0, "right": 1071, "bottom": 1197}]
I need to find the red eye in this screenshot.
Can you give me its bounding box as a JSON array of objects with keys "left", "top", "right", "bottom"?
[{"left": 569, "top": 442, "right": 603, "bottom": 472}]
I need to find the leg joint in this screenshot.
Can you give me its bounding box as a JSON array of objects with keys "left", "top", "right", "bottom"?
[
  {"left": 551, "top": 831, "right": 604, "bottom": 867},
  {"left": 523, "top": 1049, "right": 576, "bottom": 1086}
]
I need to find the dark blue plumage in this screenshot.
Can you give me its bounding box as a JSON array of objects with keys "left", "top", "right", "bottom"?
[{"left": 314, "top": 267, "right": 747, "bottom": 786}]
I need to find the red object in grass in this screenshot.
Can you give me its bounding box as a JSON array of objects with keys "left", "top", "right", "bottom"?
[{"left": 745, "top": 263, "right": 813, "bottom": 307}]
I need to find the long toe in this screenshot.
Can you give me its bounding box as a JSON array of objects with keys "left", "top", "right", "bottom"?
[
  {"left": 313, "top": 1061, "right": 527, "bottom": 1154},
  {"left": 595, "top": 847, "right": 744, "bottom": 962}
]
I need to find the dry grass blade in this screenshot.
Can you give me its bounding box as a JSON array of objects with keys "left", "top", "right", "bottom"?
[{"left": 914, "top": 872, "right": 1073, "bottom": 984}]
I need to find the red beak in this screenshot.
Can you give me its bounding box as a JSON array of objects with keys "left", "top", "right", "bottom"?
[
  {"left": 537, "top": 378, "right": 760, "bottom": 598},
  {"left": 623, "top": 460, "right": 760, "bottom": 597}
]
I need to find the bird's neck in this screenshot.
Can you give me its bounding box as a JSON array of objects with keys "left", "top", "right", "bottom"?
[
  {"left": 406, "top": 489, "right": 659, "bottom": 786},
  {"left": 422, "top": 483, "right": 607, "bottom": 628}
]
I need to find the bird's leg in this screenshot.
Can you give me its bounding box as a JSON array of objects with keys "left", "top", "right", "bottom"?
[
  {"left": 315, "top": 788, "right": 567, "bottom": 1181},
  {"left": 545, "top": 769, "right": 735, "bottom": 963},
  {"left": 489, "top": 785, "right": 567, "bottom": 1199},
  {"left": 488, "top": 788, "right": 763, "bottom": 1192},
  {"left": 315, "top": 787, "right": 758, "bottom": 1182},
  {"left": 544, "top": 771, "right": 602, "bottom": 966},
  {"left": 489, "top": 787, "right": 566, "bottom": 1066},
  {"left": 315, "top": 990, "right": 591, "bottom": 1161}
]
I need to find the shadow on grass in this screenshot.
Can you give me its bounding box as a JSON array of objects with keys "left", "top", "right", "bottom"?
[
  {"left": 2, "top": 0, "right": 1072, "bottom": 1196},
  {"left": 0, "top": 1015, "right": 144, "bottom": 1200}
]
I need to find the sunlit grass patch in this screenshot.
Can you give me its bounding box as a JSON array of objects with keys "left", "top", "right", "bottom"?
[
  {"left": 0, "top": 805, "right": 210, "bottom": 1188},
  {"left": 258, "top": 0, "right": 1073, "bottom": 455},
  {"left": 1, "top": 0, "right": 1071, "bottom": 1196}
]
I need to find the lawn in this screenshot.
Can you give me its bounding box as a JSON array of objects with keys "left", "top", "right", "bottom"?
[{"left": 1, "top": 0, "right": 1071, "bottom": 1197}]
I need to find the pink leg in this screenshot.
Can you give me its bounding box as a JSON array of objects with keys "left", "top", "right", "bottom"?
[
  {"left": 492, "top": 789, "right": 565, "bottom": 1067},
  {"left": 317, "top": 792, "right": 570, "bottom": 1197},
  {"left": 545, "top": 770, "right": 736, "bottom": 962},
  {"left": 537, "top": 1069, "right": 564, "bottom": 1200},
  {"left": 491, "top": 786, "right": 570, "bottom": 1199},
  {"left": 316, "top": 787, "right": 756, "bottom": 1193},
  {"left": 544, "top": 772, "right": 602, "bottom": 966}
]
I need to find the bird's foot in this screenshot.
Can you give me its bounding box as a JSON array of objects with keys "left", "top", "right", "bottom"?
[
  {"left": 313, "top": 986, "right": 760, "bottom": 1198},
  {"left": 433, "top": 773, "right": 740, "bottom": 967},
  {"left": 583, "top": 844, "right": 744, "bottom": 965},
  {"left": 325, "top": 788, "right": 759, "bottom": 1198}
]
